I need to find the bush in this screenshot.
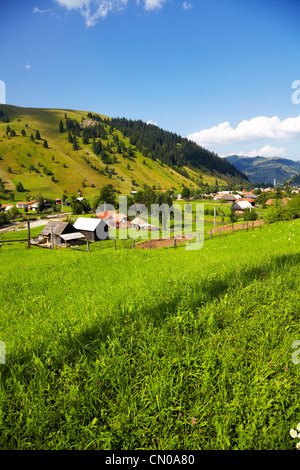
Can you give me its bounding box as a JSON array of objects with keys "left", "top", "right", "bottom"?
[
  {"left": 243, "top": 208, "right": 258, "bottom": 221},
  {"left": 266, "top": 200, "right": 286, "bottom": 223}
]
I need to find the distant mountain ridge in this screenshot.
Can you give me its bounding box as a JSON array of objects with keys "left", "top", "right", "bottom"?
[{"left": 225, "top": 154, "right": 300, "bottom": 184}]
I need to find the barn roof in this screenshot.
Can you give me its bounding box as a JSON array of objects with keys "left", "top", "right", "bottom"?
[
  {"left": 39, "top": 221, "right": 74, "bottom": 236},
  {"left": 73, "top": 217, "right": 104, "bottom": 232},
  {"left": 232, "top": 201, "right": 252, "bottom": 209},
  {"left": 60, "top": 232, "right": 86, "bottom": 241}
]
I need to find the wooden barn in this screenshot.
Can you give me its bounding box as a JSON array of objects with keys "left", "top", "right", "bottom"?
[
  {"left": 38, "top": 221, "right": 84, "bottom": 246},
  {"left": 73, "top": 217, "right": 109, "bottom": 241}
]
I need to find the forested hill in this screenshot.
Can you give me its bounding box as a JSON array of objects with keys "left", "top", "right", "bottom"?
[
  {"left": 108, "top": 116, "right": 247, "bottom": 180},
  {"left": 0, "top": 105, "right": 249, "bottom": 202},
  {"left": 225, "top": 154, "right": 300, "bottom": 184}
]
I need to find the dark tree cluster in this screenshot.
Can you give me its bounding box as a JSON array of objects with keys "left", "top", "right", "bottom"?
[
  {"left": 108, "top": 117, "right": 248, "bottom": 180},
  {"left": 64, "top": 113, "right": 108, "bottom": 152},
  {"left": 0, "top": 108, "right": 9, "bottom": 123}
]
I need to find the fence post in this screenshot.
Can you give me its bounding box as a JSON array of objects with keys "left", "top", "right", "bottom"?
[
  {"left": 220, "top": 227, "right": 222, "bottom": 238},
  {"left": 27, "top": 221, "right": 31, "bottom": 249},
  {"left": 210, "top": 230, "right": 212, "bottom": 240},
  {"left": 114, "top": 239, "right": 117, "bottom": 250},
  {"left": 86, "top": 238, "right": 90, "bottom": 251},
  {"left": 174, "top": 238, "right": 177, "bottom": 249}
]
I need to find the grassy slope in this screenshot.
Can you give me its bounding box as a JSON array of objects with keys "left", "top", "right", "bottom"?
[
  {"left": 0, "top": 105, "right": 246, "bottom": 203},
  {"left": 0, "top": 219, "right": 299, "bottom": 450}
]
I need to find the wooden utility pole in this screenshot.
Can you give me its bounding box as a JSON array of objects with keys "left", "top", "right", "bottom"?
[
  {"left": 214, "top": 205, "right": 216, "bottom": 231},
  {"left": 27, "top": 221, "right": 31, "bottom": 249},
  {"left": 50, "top": 224, "right": 54, "bottom": 250}
]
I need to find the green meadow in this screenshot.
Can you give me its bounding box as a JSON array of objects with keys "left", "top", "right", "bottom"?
[{"left": 0, "top": 220, "right": 300, "bottom": 450}]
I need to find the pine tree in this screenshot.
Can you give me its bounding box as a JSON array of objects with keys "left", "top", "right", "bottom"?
[
  {"left": 35, "top": 129, "right": 41, "bottom": 140},
  {"left": 73, "top": 137, "right": 78, "bottom": 151},
  {"left": 59, "top": 120, "right": 64, "bottom": 133},
  {"left": 43, "top": 139, "right": 48, "bottom": 148}
]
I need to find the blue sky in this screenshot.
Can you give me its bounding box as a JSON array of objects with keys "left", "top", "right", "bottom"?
[{"left": 1, "top": 0, "right": 300, "bottom": 160}]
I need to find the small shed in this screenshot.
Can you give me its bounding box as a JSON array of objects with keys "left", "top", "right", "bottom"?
[
  {"left": 231, "top": 200, "right": 253, "bottom": 213},
  {"left": 73, "top": 217, "right": 109, "bottom": 241},
  {"left": 39, "top": 221, "right": 80, "bottom": 246}
]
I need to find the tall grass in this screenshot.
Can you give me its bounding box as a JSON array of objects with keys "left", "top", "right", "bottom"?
[{"left": 0, "top": 220, "right": 299, "bottom": 449}]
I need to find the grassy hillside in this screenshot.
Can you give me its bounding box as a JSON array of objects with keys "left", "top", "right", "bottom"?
[
  {"left": 0, "top": 105, "right": 248, "bottom": 203},
  {"left": 225, "top": 154, "right": 300, "bottom": 184},
  {"left": 0, "top": 219, "right": 300, "bottom": 450}
]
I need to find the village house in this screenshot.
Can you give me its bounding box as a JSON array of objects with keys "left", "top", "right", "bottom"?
[
  {"left": 231, "top": 200, "right": 253, "bottom": 213},
  {"left": 242, "top": 191, "right": 257, "bottom": 199},
  {"left": 96, "top": 210, "right": 116, "bottom": 221},
  {"left": 28, "top": 202, "right": 40, "bottom": 211},
  {"left": 130, "top": 217, "right": 149, "bottom": 230},
  {"left": 266, "top": 198, "right": 288, "bottom": 206},
  {"left": 73, "top": 217, "right": 109, "bottom": 241},
  {"left": 16, "top": 201, "right": 30, "bottom": 210},
  {"left": 0, "top": 204, "right": 14, "bottom": 212},
  {"left": 223, "top": 194, "right": 240, "bottom": 203},
  {"left": 235, "top": 197, "right": 256, "bottom": 206},
  {"left": 105, "top": 213, "right": 129, "bottom": 229}
]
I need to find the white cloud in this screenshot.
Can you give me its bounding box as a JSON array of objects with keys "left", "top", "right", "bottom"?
[
  {"left": 54, "top": 0, "right": 127, "bottom": 26},
  {"left": 187, "top": 115, "right": 300, "bottom": 147},
  {"left": 53, "top": 0, "right": 168, "bottom": 25},
  {"left": 25, "top": 64, "right": 31, "bottom": 69},
  {"left": 183, "top": 1, "right": 192, "bottom": 9},
  {"left": 144, "top": 0, "right": 167, "bottom": 10},
  {"left": 147, "top": 120, "right": 158, "bottom": 126},
  {"left": 33, "top": 6, "right": 52, "bottom": 13},
  {"left": 54, "top": 0, "right": 90, "bottom": 8}
]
